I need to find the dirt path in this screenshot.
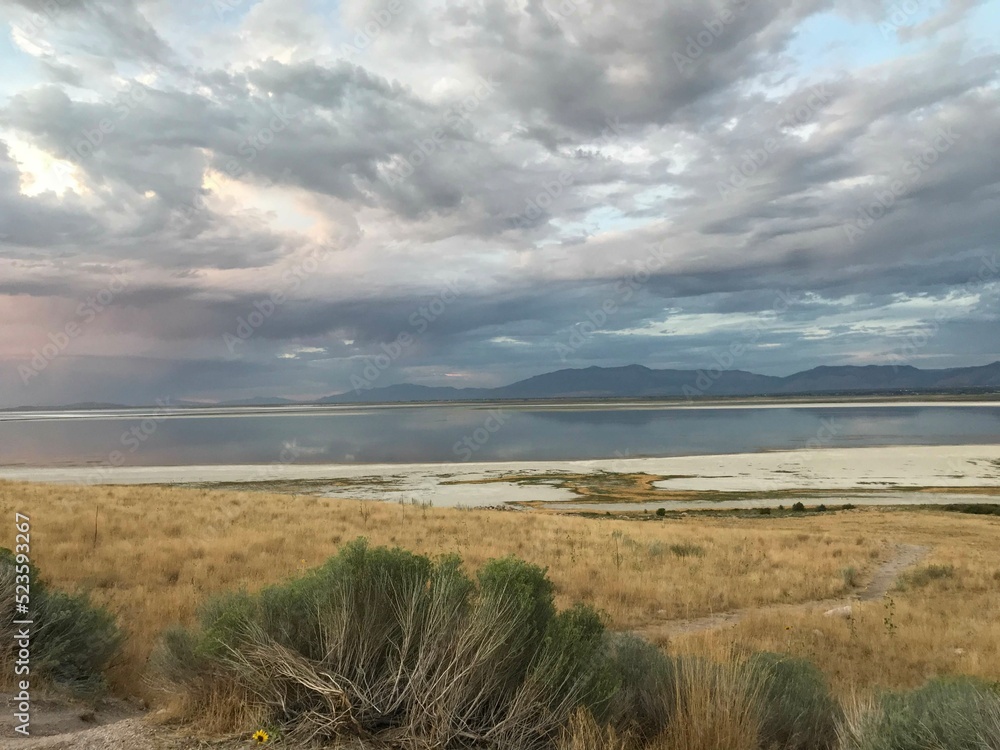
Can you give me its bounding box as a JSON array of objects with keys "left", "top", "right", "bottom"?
[
  {"left": 0, "top": 696, "right": 237, "bottom": 750},
  {"left": 0, "top": 717, "right": 249, "bottom": 750},
  {"left": 0, "top": 719, "right": 171, "bottom": 750},
  {"left": 856, "top": 543, "right": 930, "bottom": 601},
  {"left": 631, "top": 543, "right": 930, "bottom": 640}
]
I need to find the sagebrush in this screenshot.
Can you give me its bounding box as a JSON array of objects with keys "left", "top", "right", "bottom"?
[{"left": 0, "top": 547, "right": 122, "bottom": 694}]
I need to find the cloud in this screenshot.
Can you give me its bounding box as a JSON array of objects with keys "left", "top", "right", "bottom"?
[{"left": 0, "top": 0, "right": 998, "bottom": 406}]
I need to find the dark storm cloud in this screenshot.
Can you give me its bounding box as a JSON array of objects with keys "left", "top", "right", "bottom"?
[{"left": 0, "top": 0, "right": 998, "bottom": 406}]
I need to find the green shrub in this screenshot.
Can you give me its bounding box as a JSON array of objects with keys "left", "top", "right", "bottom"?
[
  {"left": 0, "top": 548, "right": 122, "bottom": 694},
  {"left": 897, "top": 564, "right": 954, "bottom": 590},
  {"left": 669, "top": 543, "right": 705, "bottom": 558},
  {"left": 601, "top": 633, "right": 677, "bottom": 740},
  {"left": 792, "top": 502, "right": 806, "bottom": 512},
  {"left": 155, "top": 538, "right": 620, "bottom": 748},
  {"left": 816, "top": 504, "right": 828, "bottom": 512},
  {"left": 942, "top": 503, "right": 1000, "bottom": 516},
  {"left": 841, "top": 566, "right": 860, "bottom": 588},
  {"left": 838, "top": 678, "right": 1000, "bottom": 750},
  {"left": 656, "top": 508, "right": 666, "bottom": 517},
  {"left": 758, "top": 507, "right": 772, "bottom": 515},
  {"left": 750, "top": 653, "right": 840, "bottom": 750}
]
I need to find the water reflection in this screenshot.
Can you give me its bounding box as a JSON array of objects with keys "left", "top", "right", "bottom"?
[{"left": 0, "top": 404, "right": 997, "bottom": 467}]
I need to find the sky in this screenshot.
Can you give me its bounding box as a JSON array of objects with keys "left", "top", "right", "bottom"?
[{"left": 0, "top": 0, "right": 998, "bottom": 407}]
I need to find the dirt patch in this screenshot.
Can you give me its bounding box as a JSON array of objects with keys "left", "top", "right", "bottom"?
[
  {"left": 0, "top": 718, "right": 169, "bottom": 750},
  {"left": 857, "top": 544, "right": 930, "bottom": 601},
  {"left": 0, "top": 693, "right": 143, "bottom": 741},
  {"left": 0, "top": 693, "right": 169, "bottom": 749},
  {"left": 0, "top": 701, "right": 251, "bottom": 750}
]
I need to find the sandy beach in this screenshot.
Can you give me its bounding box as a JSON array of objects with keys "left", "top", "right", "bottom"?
[{"left": 2, "top": 443, "right": 998, "bottom": 509}]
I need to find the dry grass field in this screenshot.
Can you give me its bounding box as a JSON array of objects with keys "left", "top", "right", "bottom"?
[
  {"left": 2, "top": 479, "right": 999, "bottom": 704},
  {"left": 674, "top": 508, "right": 1000, "bottom": 693}
]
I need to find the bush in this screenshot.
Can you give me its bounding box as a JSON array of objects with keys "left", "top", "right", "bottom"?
[
  {"left": 750, "top": 653, "right": 840, "bottom": 750},
  {"left": 792, "top": 502, "right": 806, "bottom": 512},
  {"left": 757, "top": 507, "right": 772, "bottom": 515},
  {"left": 942, "top": 503, "right": 1000, "bottom": 516},
  {"left": 816, "top": 504, "right": 828, "bottom": 512},
  {"left": 155, "top": 539, "right": 620, "bottom": 748},
  {"left": 656, "top": 508, "right": 666, "bottom": 517},
  {"left": 841, "top": 567, "right": 860, "bottom": 589},
  {"left": 601, "top": 634, "right": 677, "bottom": 740},
  {"left": 897, "top": 564, "right": 954, "bottom": 590},
  {"left": 0, "top": 548, "right": 122, "bottom": 694},
  {"left": 669, "top": 543, "right": 705, "bottom": 558},
  {"left": 837, "top": 678, "right": 1000, "bottom": 750}
]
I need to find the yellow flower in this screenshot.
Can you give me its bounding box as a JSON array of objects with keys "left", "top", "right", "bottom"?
[{"left": 252, "top": 729, "right": 270, "bottom": 744}]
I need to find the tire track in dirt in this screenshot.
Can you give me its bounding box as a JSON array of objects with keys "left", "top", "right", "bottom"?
[{"left": 630, "top": 543, "right": 930, "bottom": 640}]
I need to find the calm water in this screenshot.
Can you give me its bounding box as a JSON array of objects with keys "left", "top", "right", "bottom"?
[{"left": 0, "top": 403, "right": 998, "bottom": 467}]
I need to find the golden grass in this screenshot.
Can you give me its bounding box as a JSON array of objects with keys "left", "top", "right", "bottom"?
[
  {"left": 2, "top": 479, "right": 999, "bottom": 702},
  {"left": 654, "top": 648, "right": 763, "bottom": 750},
  {"left": 558, "top": 644, "right": 766, "bottom": 750},
  {"left": 559, "top": 710, "right": 632, "bottom": 750},
  {"left": 674, "top": 510, "right": 1000, "bottom": 695}
]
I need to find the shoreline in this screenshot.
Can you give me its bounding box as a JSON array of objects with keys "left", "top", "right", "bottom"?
[
  {"left": 2, "top": 398, "right": 999, "bottom": 423},
  {"left": 2, "top": 444, "right": 998, "bottom": 509}
]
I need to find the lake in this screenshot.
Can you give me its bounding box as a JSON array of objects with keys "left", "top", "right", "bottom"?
[{"left": 1, "top": 401, "right": 998, "bottom": 468}]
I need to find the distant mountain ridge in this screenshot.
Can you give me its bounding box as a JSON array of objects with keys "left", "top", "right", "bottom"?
[
  {"left": 7, "top": 362, "right": 999, "bottom": 410},
  {"left": 317, "top": 361, "right": 1000, "bottom": 404}
]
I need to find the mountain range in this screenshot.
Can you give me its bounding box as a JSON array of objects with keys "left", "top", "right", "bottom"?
[
  {"left": 316, "top": 361, "right": 1000, "bottom": 404},
  {"left": 8, "top": 362, "right": 1000, "bottom": 410}
]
